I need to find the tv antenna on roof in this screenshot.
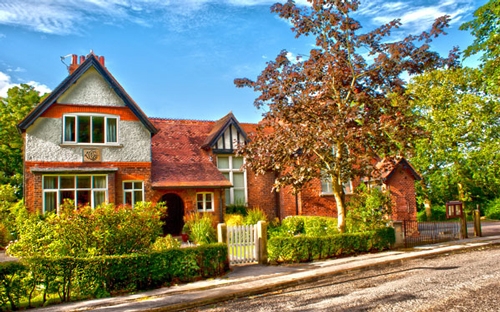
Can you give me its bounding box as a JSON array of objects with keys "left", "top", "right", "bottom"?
[{"left": 60, "top": 54, "right": 72, "bottom": 70}]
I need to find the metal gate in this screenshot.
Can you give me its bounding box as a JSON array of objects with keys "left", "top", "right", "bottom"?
[
  {"left": 403, "top": 220, "right": 461, "bottom": 248},
  {"left": 227, "top": 225, "right": 259, "bottom": 265}
]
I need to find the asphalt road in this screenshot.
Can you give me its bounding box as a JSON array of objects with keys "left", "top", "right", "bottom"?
[{"left": 194, "top": 245, "right": 500, "bottom": 312}]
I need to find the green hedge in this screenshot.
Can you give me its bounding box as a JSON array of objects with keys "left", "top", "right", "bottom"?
[
  {"left": 0, "top": 244, "right": 229, "bottom": 311},
  {"left": 267, "top": 227, "right": 395, "bottom": 263}
]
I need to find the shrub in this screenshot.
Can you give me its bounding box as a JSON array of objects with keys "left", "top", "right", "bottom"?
[
  {"left": 224, "top": 214, "right": 244, "bottom": 226},
  {"left": 183, "top": 212, "right": 217, "bottom": 245},
  {"left": 225, "top": 201, "right": 247, "bottom": 216},
  {"left": 0, "top": 222, "right": 10, "bottom": 248},
  {"left": 267, "top": 227, "right": 395, "bottom": 263},
  {"left": 244, "top": 207, "right": 267, "bottom": 225},
  {"left": 7, "top": 201, "right": 166, "bottom": 258},
  {"left": 0, "top": 244, "right": 230, "bottom": 310},
  {"left": 280, "top": 216, "right": 305, "bottom": 236},
  {"left": 150, "top": 235, "right": 181, "bottom": 251},
  {"left": 272, "top": 216, "right": 338, "bottom": 238},
  {"left": 485, "top": 198, "right": 500, "bottom": 220},
  {"left": 346, "top": 184, "right": 392, "bottom": 232}
]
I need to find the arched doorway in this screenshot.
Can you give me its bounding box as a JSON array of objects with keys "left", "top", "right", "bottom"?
[{"left": 160, "top": 193, "right": 185, "bottom": 236}]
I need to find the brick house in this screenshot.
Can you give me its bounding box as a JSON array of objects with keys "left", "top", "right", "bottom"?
[{"left": 18, "top": 53, "right": 420, "bottom": 235}]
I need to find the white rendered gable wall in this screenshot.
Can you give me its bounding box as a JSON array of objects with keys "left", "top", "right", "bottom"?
[
  {"left": 58, "top": 68, "right": 125, "bottom": 106},
  {"left": 24, "top": 68, "right": 151, "bottom": 162}
]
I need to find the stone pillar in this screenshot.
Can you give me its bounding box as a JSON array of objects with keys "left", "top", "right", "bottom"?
[
  {"left": 257, "top": 221, "right": 268, "bottom": 264},
  {"left": 217, "top": 223, "right": 227, "bottom": 244}
]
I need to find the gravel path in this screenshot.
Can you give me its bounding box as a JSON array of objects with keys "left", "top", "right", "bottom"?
[{"left": 196, "top": 245, "right": 500, "bottom": 312}]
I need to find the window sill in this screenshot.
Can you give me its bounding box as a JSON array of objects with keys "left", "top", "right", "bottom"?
[{"left": 60, "top": 143, "right": 123, "bottom": 148}]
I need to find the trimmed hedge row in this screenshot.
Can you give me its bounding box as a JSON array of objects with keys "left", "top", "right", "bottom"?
[
  {"left": 0, "top": 244, "right": 229, "bottom": 311},
  {"left": 268, "top": 227, "right": 395, "bottom": 263}
]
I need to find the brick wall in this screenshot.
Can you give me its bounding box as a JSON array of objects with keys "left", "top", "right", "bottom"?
[
  {"left": 246, "top": 169, "right": 278, "bottom": 220},
  {"left": 386, "top": 167, "right": 418, "bottom": 221}
]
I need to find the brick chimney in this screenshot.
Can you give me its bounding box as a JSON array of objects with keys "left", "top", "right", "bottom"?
[{"left": 68, "top": 52, "right": 106, "bottom": 75}]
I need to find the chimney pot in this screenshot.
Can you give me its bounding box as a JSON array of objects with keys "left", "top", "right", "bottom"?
[
  {"left": 79, "top": 55, "right": 85, "bottom": 64},
  {"left": 98, "top": 56, "right": 105, "bottom": 66}
]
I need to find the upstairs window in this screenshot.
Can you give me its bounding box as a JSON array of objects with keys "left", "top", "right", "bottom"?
[
  {"left": 321, "top": 178, "right": 353, "bottom": 195},
  {"left": 64, "top": 114, "right": 118, "bottom": 144},
  {"left": 217, "top": 156, "right": 247, "bottom": 205}
]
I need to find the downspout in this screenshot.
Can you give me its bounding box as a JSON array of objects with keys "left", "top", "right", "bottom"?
[{"left": 219, "top": 189, "right": 224, "bottom": 223}]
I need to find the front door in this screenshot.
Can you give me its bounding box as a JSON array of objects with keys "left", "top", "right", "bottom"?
[{"left": 160, "top": 193, "right": 185, "bottom": 236}]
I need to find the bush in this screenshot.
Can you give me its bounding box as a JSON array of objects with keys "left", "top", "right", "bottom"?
[
  {"left": 267, "top": 227, "right": 395, "bottom": 263},
  {"left": 485, "top": 198, "right": 500, "bottom": 220},
  {"left": 346, "top": 184, "right": 392, "bottom": 232},
  {"left": 7, "top": 201, "right": 166, "bottom": 258},
  {"left": 224, "top": 214, "right": 244, "bottom": 226},
  {"left": 0, "top": 244, "right": 230, "bottom": 310},
  {"left": 225, "top": 201, "right": 247, "bottom": 216},
  {"left": 183, "top": 212, "right": 217, "bottom": 245},
  {"left": 272, "top": 216, "right": 338, "bottom": 238},
  {"left": 0, "top": 222, "right": 10, "bottom": 248},
  {"left": 244, "top": 207, "right": 267, "bottom": 225},
  {"left": 150, "top": 235, "right": 181, "bottom": 251}
]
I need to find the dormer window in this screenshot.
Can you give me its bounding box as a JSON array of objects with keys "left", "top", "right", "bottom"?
[{"left": 63, "top": 114, "right": 118, "bottom": 144}]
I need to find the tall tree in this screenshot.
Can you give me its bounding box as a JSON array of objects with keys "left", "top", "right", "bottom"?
[
  {"left": 235, "top": 0, "right": 455, "bottom": 232},
  {"left": 460, "top": 0, "right": 500, "bottom": 92},
  {"left": 0, "top": 84, "right": 42, "bottom": 194},
  {"left": 408, "top": 67, "right": 500, "bottom": 208}
]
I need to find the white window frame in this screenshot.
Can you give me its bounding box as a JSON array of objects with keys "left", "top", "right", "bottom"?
[
  {"left": 63, "top": 113, "right": 119, "bottom": 145},
  {"left": 320, "top": 177, "right": 353, "bottom": 195},
  {"left": 123, "top": 181, "right": 144, "bottom": 208},
  {"left": 42, "top": 174, "right": 108, "bottom": 213},
  {"left": 217, "top": 155, "right": 247, "bottom": 205},
  {"left": 196, "top": 192, "right": 214, "bottom": 212}
]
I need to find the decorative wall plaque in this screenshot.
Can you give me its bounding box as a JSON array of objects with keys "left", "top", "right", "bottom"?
[{"left": 83, "top": 149, "right": 102, "bottom": 162}]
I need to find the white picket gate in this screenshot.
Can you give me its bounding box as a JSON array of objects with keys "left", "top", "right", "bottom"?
[{"left": 227, "top": 225, "right": 259, "bottom": 265}]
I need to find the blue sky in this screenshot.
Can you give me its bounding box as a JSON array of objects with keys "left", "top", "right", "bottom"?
[{"left": 0, "top": 0, "right": 487, "bottom": 123}]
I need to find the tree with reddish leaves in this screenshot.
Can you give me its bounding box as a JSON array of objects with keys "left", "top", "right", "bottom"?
[{"left": 235, "top": 0, "right": 457, "bottom": 233}]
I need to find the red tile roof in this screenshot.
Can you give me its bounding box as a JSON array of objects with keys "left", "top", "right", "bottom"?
[{"left": 150, "top": 118, "right": 233, "bottom": 188}]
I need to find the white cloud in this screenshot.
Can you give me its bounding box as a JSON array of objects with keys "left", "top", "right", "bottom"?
[
  {"left": 0, "top": 71, "right": 51, "bottom": 98},
  {"left": 357, "top": 0, "right": 475, "bottom": 34},
  {"left": 0, "top": 0, "right": 476, "bottom": 36}
]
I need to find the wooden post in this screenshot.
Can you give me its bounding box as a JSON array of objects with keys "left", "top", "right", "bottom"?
[
  {"left": 257, "top": 221, "right": 268, "bottom": 265},
  {"left": 460, "top": 214, "right": 468, "bottom": 239},
  {"left": 473, "top": 208, "right": 482, "bottom": 237}
]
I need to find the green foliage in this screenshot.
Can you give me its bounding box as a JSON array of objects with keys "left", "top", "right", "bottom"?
[
  {"left": 408, "top": 67, "right": 500, "bottom": 207},
  {"left": 0, "top": 185, "right": 21, "bottom": 244},
  {"left": 460, "top": 0, "right": 500, "bottom": 92},
  {"left": 7, "top": 201, "right": 165, "bottom": 258},
  {"left": 0, "top": 244, "right": 229, "bottom": 310},
  {"left": 224, "top": 214, "right": 244, "bottom": 226},
  {"left": 0, "top": 84, "right": 43, "bottom": 192},
  {"left": 346, "top": 184, "right": 392, "bottom": 232},
  {"left": 244, "top": 207, "right": 267, "bottom": 225},
  {"left": 271, "top": 216, "right": 338, "bottom": 238},
  {"left": 417, "top": 205, "right": 447, "bottom": 221},
  {"left": 150, "top": 235, "right": 181, "bottom": 251},
  {"left": 485, "top": 198, "right": 500, "bottom": 220},
  {"left": 0, "top": 261, "right": 26, "bottom": 311},
  {"left": 183, "top": 212, "right": 217, "bottom": 245},
  {"left": 225, "top": 201, "right": 247, "bottom": 216},
  {"left": 267, "top": 228, "right": 395, "bottom": 263}
]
